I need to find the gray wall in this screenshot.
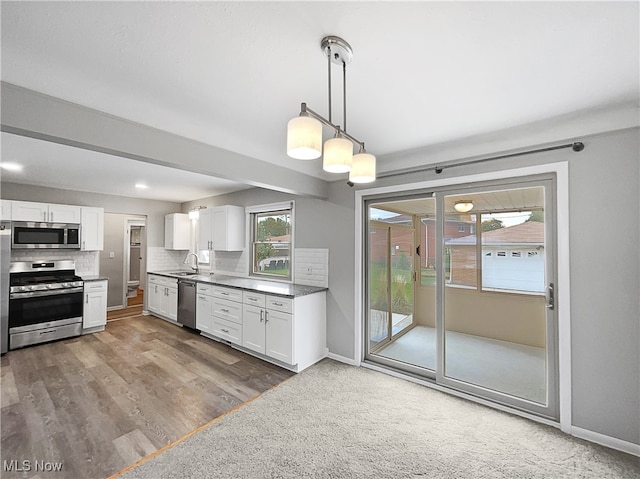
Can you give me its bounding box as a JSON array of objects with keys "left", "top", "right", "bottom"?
[
  {"left": 101, "top": 213, "right": 126, "bottom": 308},
  {"left": 184, "top": 127, "right": 639, "bottom": 446}
]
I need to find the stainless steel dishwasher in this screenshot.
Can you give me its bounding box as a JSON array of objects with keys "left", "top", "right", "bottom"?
[{"left": 177, "top": 280, "right": 196, "bottom": 329}]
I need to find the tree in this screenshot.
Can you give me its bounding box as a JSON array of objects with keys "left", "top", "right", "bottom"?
[
  {"left": 481, "top": 218, "right": 504, "bottom": 232},
  {"left": 257, "top": 216, "right": 289, "bottom": 241},
  {"left": 526, "top": 210, "right": 544, "bottom": 222}
]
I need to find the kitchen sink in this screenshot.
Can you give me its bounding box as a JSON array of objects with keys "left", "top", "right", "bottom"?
[{"left": 171, "top": 271, "right": 199, "bottom": 277}]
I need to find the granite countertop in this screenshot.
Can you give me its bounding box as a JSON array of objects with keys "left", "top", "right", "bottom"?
[
  {"left": 82, "top": 275, "right": 109, "bottom": 282},
  {"left": 149, "top": 271, "right": 327, "bottom": 298}
]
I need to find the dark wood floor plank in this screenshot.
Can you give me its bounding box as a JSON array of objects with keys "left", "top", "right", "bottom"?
[{"left": 0, "top": 314, "right": 294, "bottom": 478}]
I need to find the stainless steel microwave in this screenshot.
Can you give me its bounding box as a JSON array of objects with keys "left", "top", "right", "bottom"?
[{"left": 11, "top": 222, "right": 81, "bottom": 249}]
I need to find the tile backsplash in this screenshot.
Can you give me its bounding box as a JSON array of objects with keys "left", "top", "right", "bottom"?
[
  {"left": 294, "top": 248, "right": 329, "bottom": 288},
  {"left": 210, "top": 250, "right": 248, "bottom": 276},
  {"left": 146, "top": 246, "right": 192, "bottom": 272},
  {"left": 10, "top": 250, "right": 99, "bottom": 276}
]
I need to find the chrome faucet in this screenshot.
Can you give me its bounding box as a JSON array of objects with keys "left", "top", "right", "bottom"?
[{"left": 184, "top": 252, "right": 199, "bottom": 274}]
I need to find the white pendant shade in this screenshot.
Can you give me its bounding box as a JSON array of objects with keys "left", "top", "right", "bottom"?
[
  {"left": 349, "top": 152, "right": 376, "bottom": 183},
  {"left": 323, "top": 137, "right": 353, "bottom": 173},
  {"left": 287, "top": 116, "right": 322, "bottom": 160}
]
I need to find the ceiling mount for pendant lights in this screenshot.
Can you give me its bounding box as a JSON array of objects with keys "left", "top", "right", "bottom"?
[{"left": 287, "top": 36, "right": 376, "bottom": 184}]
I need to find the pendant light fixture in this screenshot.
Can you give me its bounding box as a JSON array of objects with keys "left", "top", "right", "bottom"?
[{"left": 287, "top": 36, "right": 376, "bottom": 183}]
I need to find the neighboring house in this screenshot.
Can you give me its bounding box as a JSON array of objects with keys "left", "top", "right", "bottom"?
[
  {"left": 421, "top": 217, "right": 475, "bottom": 269},
  {"left": 446, "top": 221, "right": 545, "bottom": 292},
  {"left": 259, "top": 234, "right": 290, "bottom": 271},
  {"left": 370, "top": 214, "right": 473, "bottom": 268}
]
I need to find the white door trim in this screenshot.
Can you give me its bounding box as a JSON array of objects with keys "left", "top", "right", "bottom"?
[{"left": 354, "top": 161, "right": 571, "bottom": 432}]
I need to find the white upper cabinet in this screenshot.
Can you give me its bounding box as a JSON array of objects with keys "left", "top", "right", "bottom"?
[
  {"left": 81, "top": 207, "right": 104, "bottom": 251},
  {"left": 213, "top": 205, "right": 245, "bottom": 251},
  {"left": 165, "top": 213, "right": 190, "bottom": 250},
  {"left": 48, "top": 204, "right": 82, "bottom": 223},
  {"left": 197, "top": 205, "right": 244, "bottom": 252},
  {"left": 0, "top": 200, "right": 12, "bottom": 221},
  {"left": 198, "top": 208, "right": 214, "bottom": 251},
  {"left": 11, "top": 201, "right": 81, "bottom": 223}
]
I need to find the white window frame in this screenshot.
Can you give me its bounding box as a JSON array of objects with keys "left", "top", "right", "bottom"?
[{"left": 246, "top": 201, "right": 295, "bottom": 282}]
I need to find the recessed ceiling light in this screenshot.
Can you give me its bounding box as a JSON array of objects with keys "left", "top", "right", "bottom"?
[
  {"left": 135, "top": 183, "right": 148, "bottom": 189},
  {"left": 0, "top": 162, "right": 24, "bottom": 172}
]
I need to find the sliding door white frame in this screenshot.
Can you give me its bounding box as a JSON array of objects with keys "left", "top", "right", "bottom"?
[{"left": 354, "top": 161, "right": 571, "bottom": 433}]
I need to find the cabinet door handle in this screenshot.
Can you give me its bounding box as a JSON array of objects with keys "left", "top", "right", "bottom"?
[
  {"left": 260, "top": 310, "right": 264, "bottom": 322},
  {"left": 220, "top": 292, "right": 229, "bottom": 296},
  {"left": 86, "top": 294, "right": 89, "bottom": 304},
  {"left": 221, "top": 328, "right": 230, "bottom": 334},
  {"left": 198, "top": 296, "right": 206, "bottom": 300},
  {"left": 249, "top": 297, "right": 258, "bottom": 302},
  {"left": 221, "top": 308, "right": 230, "bottom": 313},
  {"left": 155, "top": 285, "right": 158, "bottom": 293},
  {"left": 264, "top": 310, "right": 269, "bottom": 323},
  {"left": 43, "top": 211, "right": 47, "bottom": 221},
  {"left": 50, "top": 212, "right": 53, "bottom": 222},
  {"left": 273, "top": 302, "right": 283, "bottom": 307}
]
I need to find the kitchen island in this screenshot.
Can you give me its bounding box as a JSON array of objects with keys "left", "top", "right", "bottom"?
[{"left": 147, "top": 271, "right": 327, "bottom": 372}]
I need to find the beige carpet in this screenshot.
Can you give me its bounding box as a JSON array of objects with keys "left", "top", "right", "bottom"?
[{"left": 118, "top": 359, "right": 639, "bottom": 479}]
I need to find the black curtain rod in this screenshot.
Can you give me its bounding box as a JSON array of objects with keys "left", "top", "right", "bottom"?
[{"left": 368, "top": 141, "right": 585, "bottom": 183}]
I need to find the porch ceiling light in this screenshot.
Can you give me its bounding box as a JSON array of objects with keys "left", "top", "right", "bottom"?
[
  {"left": 454, "top": 200, "right": 474, "bottom": 213},
  {"left": 287, "top": 36, "right": 376, "bottom": 183}
]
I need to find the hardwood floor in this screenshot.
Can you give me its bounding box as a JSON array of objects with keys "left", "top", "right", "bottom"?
[
  {"left": 107, "top": 305, "right": 144, "bottom": 321},
  {"left": 0, "top": 315, "right": 294, "bottom": 478}
]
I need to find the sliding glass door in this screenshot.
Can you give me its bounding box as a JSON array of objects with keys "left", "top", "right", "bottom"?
[{"left": 364, "top": 177, "right": 558, "bottom": 420}]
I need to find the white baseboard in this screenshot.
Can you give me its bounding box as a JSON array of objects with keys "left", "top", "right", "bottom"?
[
  {"left": 571, "top": 426, "right": 640, "bottom": 457},
  {"left": 327, "top": 352, "right": 359, "bottom": 366}
]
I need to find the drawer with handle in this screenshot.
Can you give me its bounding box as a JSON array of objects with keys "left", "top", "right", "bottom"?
[
  {"left": 197, "top": 283, "right": 214, "bottom": 295},
  {"left": 243, "top": 291, "right": 266, "bottom": 307},
  {"left": 212, "top": 317, "right": 242, "bottom": 346},
  {"left": 266, "top": 296, "right": 293, "bottom": 314},
  {"left": 212, "top": 297, "right": 243, "bottom": 324},
  {"left": 212, "top": 286, "right": 242, "bottom": 303},
  {"left": 84, "top": 280, "right": 107, "bottom": 293}
]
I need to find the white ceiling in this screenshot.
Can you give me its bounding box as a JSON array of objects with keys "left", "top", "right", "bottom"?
[
  {"left": 1, "top": 1, "right": 638, "bottom": 202},
  {"left": 0, "top": 132, "right": 251, "bottom": 203}
]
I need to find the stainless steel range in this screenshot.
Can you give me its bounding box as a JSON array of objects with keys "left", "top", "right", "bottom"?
[{"left": 9, "top": 260, "right": 84, "bottom": 350}]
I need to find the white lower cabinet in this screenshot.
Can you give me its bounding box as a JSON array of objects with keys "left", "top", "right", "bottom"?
[
  {"left": 149, "top": 273, "right": 327, "bottom": 372},
  {"left": 196, "top": 284, "right": 214, "bottom": 335},
  {"left": 242, "top": 293, "right": 295, "bottom": 366},
  {"left": 147, "top": 274, "right": 178, "bottom": 322},
  {"left": 210, "top": 286, "right": 243, "bottom": 345},
  {"left": 83, "top": 280, "right": 107, "bottom": 331}
]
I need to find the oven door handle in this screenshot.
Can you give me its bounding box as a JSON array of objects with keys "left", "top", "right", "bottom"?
[{"left": 10, "top": 286, "right": 84, "bottom": 299}]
